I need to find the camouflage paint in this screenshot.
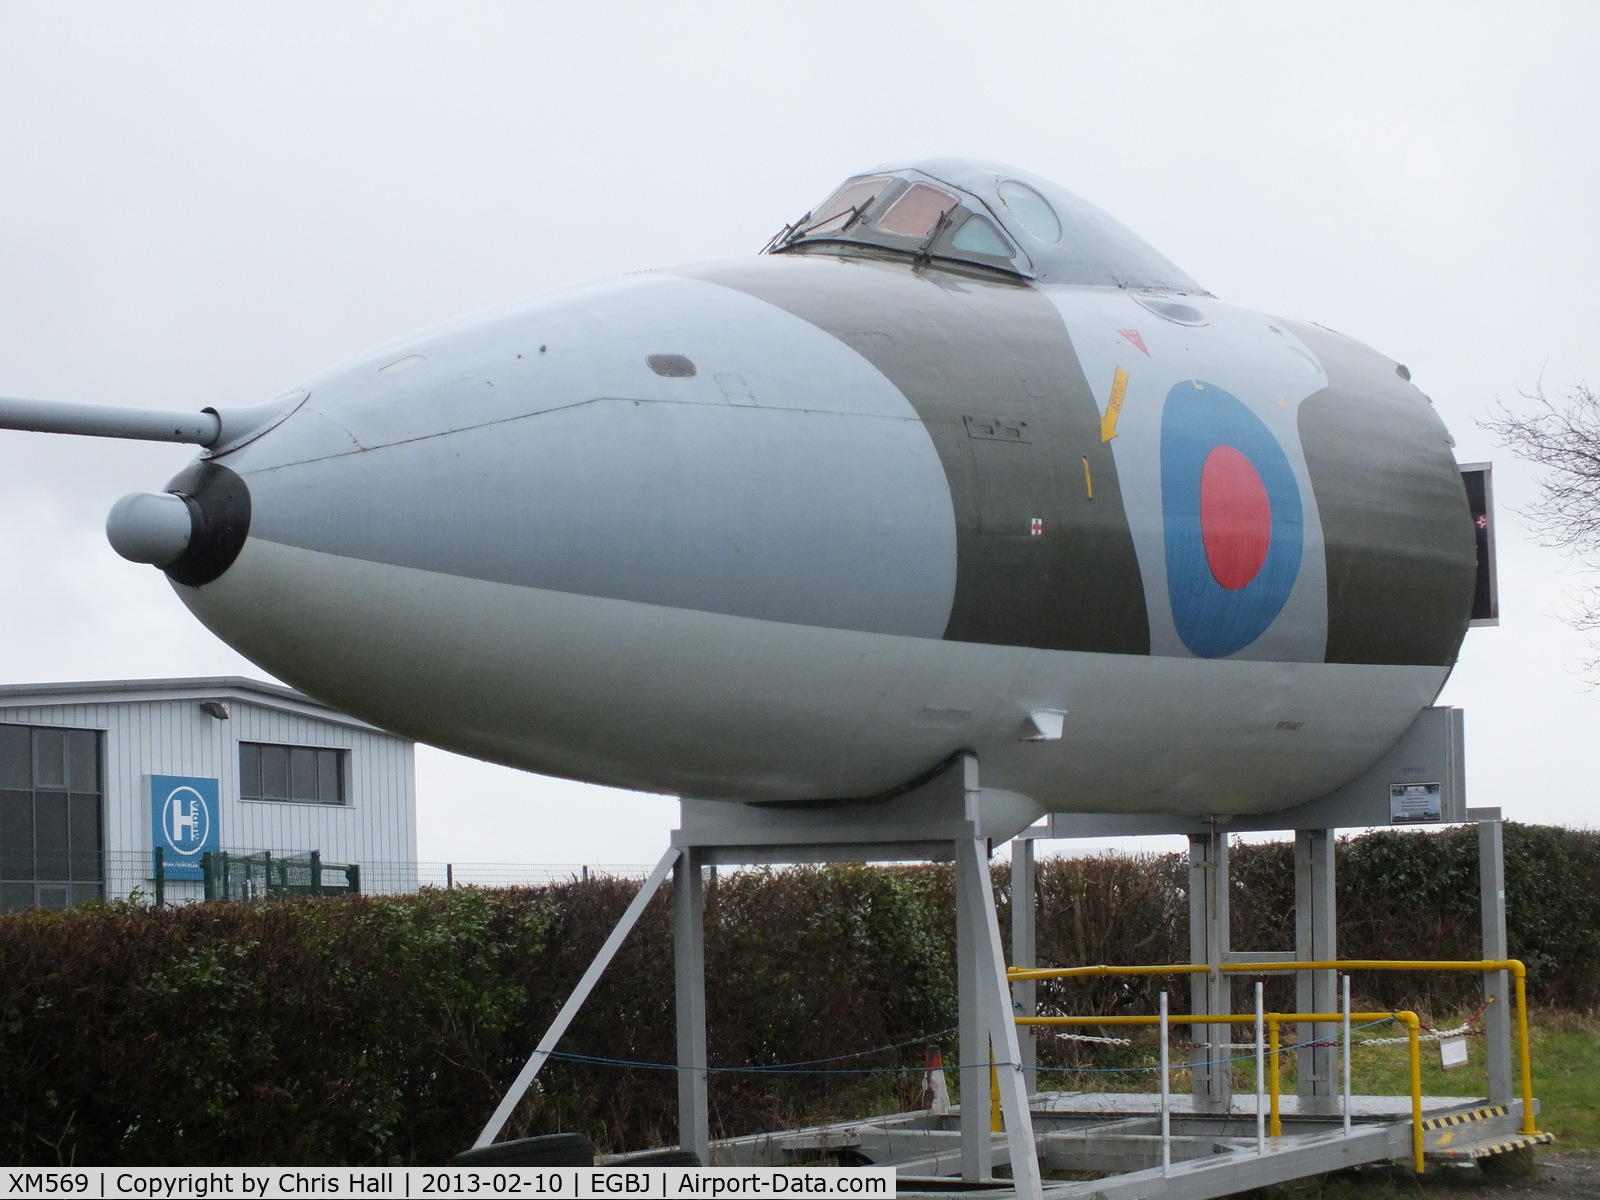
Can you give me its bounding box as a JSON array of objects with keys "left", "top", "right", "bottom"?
[
  {"left": 676, "top": 255, "right": 1151, "bottom": 656},
  {"left": 1038, "top": 286, "right": 1333, "bottom": 665},
  {"left": 1287, "top": 320, "right": 1475, "bottom": 667}
]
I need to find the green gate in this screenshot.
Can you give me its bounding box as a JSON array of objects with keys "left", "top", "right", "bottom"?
[{"left": 195, "top": 850, "right": 360, "bottom": 901}]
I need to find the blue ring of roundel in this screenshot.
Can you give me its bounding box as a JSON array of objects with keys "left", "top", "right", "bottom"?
[{"left": 1161, "top": 381, "right": 1303, "bottom": 658}]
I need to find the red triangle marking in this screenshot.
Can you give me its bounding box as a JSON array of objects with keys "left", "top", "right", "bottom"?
[{"left": 1118, "top": 328, "right": 1150, "bottom": 357}]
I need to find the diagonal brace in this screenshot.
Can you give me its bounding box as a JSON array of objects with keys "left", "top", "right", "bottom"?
[
  {"left": 955, "top": 835, "right": 1043, "bottom": 1200},
  {"left": 474, "top": 846, "right": 683, "bottom": 1149}
]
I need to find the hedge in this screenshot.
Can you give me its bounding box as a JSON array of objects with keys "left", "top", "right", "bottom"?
[{"left": 1, "top": 823, "right": 1596, "bottom": 1166}]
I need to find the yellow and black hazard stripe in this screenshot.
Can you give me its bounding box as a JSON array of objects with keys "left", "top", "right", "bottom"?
[
  {"left": 1430, "top": 1132, "right": 1554, "bottom": 1160},
  {"left": 1421, "top": 1104, "right": 1509, "bottom": 1131}
]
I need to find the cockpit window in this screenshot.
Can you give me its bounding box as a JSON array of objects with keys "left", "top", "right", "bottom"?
[
  {"left": 950, "top": 215, "right": 1013, "bottom": 257},
  {"left": 998, "top": 180, "right": 1062, "bottom": 243},
  {"left": 767, "top": 168, "right": 1034, "bottom": 279},
  {"left": 804, "top": 176, "right": 889, "bottom": 236},
  {"left": 875, "top": 183, "right": 958, "bottom": 237},
  {"left": 768, "top": 159, "right": 1205, "bottom": 291}
]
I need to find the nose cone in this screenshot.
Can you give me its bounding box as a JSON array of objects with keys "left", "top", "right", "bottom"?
[
  {"left": 107, "top": 492, "right": 193, "bottom": 566},
  {"left": 106, "top": 462, "right": 252, "bottom": 586}
]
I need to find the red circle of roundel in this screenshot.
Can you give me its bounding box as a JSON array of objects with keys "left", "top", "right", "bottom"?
[{"left": 1200, "top": 445, "right": 1272, "bottom": 590}]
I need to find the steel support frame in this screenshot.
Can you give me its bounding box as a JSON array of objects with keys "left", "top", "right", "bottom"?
[
  {"left": 675, "top": 847, "right": 710, "bottom": 1162},
  {"left": 1187, "top": 825, "right": 1230, "bottom": 1110},
  {"left": 1014, "top": 806, "right": 1518, "bottom": 1108},
  {"left": 1012, "top": 836, "right": 1038, "bottom": 1096},
  {"left": 1477, "top": 813, "right": 1513, "bottom": 1105},
  {"left": 1295, "top": 830, "right": 1337, "bottom": 1102},
  {"left": 670, "top": 752, "right": 1043, "bottom": 1198},
  {"left": 955, "top": 839, "right": 991, "bottom": 1182},
  {"left": 477, "top": 726, "right": 1519, "bottom": 1191}
]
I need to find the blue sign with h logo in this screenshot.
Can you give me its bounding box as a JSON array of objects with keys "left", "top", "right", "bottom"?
[{"left": 150, "top": 775, "right": 220, "bottom": 880}]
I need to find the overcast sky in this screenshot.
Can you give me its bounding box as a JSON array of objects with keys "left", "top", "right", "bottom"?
[{"left": 0, "top": 3, "right": 1595, "bottom": 866}]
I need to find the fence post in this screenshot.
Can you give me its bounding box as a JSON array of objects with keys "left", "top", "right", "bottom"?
[
  {"left": 446, "top": 863, "right": 454, "bottom": 890},
  {"left": 201, "top": 852, "right": 214, "bottom": 902},
  {"left": 346, "top": 863, "right": 360, "bottom": 894},
  {"left": 153, "top": 846, "right": 164, "bottom": 909},
  {"left": 311, "top": 850, "right": 323, "bottom": 896},
  {"left": 263, "top": 850, "right": 273, "bottom": 896}
]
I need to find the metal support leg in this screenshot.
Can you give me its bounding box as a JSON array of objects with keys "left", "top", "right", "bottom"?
[
  {"left": 675, "top": 847, "right": 709, "bottom": 1163},
  {"left": 1188, "top": 825, "right": 1231, "bottom": 1109},
  {"left": 1295, "top": 830, "right": 1337, "bottom": 1102},
  {"left": 1479, "top": 817, "right": 1513, "bottom": 1105},
  {"left": 1012, "top": 836, "right": 1037, "bottom": 1096},
  {"left": 957, "top": 836, "right": 1043, "bottom": 1200},
  {"left": 957, "top": 838, "right": 992, "bottom": 1182}
]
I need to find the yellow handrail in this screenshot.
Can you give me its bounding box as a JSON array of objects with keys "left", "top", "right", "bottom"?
[
  {"left": 1267, "top": 1012, "right": 1421, "bottom": 1171},
  {"left": 1017, "top": 1010, "right": 1424, "bottom": 1172},
  {"left": 1008, "top": 958, "right": 1536, "bottom": 1135}
]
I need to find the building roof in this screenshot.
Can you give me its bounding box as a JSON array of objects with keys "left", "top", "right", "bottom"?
[{"left": 0, "top": 676, "right": 400, "bottom": 735}]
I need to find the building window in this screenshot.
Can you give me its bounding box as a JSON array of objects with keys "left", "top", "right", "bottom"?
[
  {"left": 0, "top": 725, "right": 103, "bottom": 911},
  {"left": 240, "top": 742, "right": 346, "bottom": 806}
]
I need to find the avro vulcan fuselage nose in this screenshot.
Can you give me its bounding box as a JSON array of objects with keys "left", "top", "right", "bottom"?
[{"left": 14, "top": 158, "right": 1475, "bottom": 826}]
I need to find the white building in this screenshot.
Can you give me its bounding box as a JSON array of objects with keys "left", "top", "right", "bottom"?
[{"left": 0, "top": 677, "right": 416, "bottom": 909}]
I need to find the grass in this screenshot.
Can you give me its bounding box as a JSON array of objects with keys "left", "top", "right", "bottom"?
[
  {"left": 1028, "top": 1007, "right": 1600, "bottom": 1150},
  {"left": 751, "top": 1008, "right": 1599, "bottom": 1194},
  {"left": 1320, "top": 1007, "right": 1600, "bottom": 1151},
  {"left": 1019, "top": 1008, "right": 1600, "bottom": 1196}
]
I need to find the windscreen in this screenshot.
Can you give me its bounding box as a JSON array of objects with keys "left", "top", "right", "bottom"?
[
  {"left": 804, "top": 177, "right": 890, "bottom": 236},
  {"left": 875, "top": 183, "right": 958, "bottom": 237}
]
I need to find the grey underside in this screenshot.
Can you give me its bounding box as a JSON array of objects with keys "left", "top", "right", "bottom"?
[{"left": 177, "top": 538, "right": 1445, "bottom": 811}]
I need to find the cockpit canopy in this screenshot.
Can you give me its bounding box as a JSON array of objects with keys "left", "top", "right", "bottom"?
[{"left": 769, "top": 158, "right": 1206, "bottom": 294}]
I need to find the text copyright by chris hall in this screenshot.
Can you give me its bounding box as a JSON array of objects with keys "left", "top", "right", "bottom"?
[{"left": 3, "top": 1169, "right": 897, "bottom": 1199}]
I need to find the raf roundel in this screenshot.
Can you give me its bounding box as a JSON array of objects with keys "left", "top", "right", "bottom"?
[
  {"left": 1199, "top": 445, "right": 1272, "bottom": 590},
  {"left": 1161, "top": 382, "right": 1304, "bottom": 658}
]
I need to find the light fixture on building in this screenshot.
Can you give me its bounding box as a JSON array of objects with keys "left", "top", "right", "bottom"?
[{"left": 199, "top": 700, "right": 230, "bottom": 720}]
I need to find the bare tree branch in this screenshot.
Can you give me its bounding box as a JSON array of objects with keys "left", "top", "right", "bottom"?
[
  {"left": 1481, "top": 382, "right": 1600, "bottom": 676},
  {"left": 1482, "top": 384, "right": 1600, "bottom": 554}
]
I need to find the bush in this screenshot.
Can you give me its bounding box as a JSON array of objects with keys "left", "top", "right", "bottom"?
[
  {"left": 0, "top": 888, "right": 551, "bottom": 1166},
  {"left": 1, "top": 824, "right": 1597, "bottom": 1166}
]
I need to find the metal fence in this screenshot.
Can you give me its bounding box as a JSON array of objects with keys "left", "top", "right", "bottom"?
[
  {"left": 0, "top": 850, "right": 655, "bottom": 911},
  {"left": 192, "top": 850, "right": 359, "bottom": 902},
  {"left": 415, "top": 861, "right": 654, "bottom": 889}
]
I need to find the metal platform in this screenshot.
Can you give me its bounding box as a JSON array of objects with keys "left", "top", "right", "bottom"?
[
  {"left": 662, "top": 1090, "right": 1543, "bottom": 1198},
  {"left": 474, "top": 720, "right": 1547, "bottom": 1200}
]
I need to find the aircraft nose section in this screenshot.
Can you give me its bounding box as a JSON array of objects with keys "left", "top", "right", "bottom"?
[{"left": 106, "top": 462, "right": 252, "bottom": 586}]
